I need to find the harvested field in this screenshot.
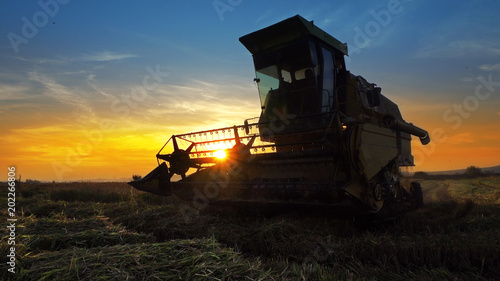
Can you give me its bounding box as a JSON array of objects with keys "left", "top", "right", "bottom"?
[{"left": 1, "top": 177, "right": 500, "bottom": 280}]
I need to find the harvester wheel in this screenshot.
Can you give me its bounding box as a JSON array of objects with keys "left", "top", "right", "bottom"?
[
  {"left": 374, "top": 184, "right": 384, "bottom": 201},
  {"left": 410, "top": 182, "right": 424, "bottom": 209},
  {"left": 169, "top": 150, "right": 191, "bottom": 177}
]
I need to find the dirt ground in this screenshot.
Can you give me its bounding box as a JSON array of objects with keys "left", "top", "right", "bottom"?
[{"left": 421, "top": 180, "right": 453, "bottom": 202}]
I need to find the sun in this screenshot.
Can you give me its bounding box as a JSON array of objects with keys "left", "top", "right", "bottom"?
[{"left": 213, "top": 149, "right": 227, "bottom": 159}]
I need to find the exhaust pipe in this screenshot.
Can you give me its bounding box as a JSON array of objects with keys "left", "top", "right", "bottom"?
[{"left": 388, "top": 119, "right": 430, "bottom": 145}]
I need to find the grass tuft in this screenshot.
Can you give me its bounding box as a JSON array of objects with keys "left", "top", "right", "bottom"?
[{"left": 14, "top": 239, "right": 275, "bottom": 281}]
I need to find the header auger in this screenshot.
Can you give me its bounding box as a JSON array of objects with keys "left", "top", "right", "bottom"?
[{"left": 129, "top": 15, "right": 429, "bottom": 217}]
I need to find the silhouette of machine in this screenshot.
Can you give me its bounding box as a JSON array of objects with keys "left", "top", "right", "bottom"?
[{"left": 130, "top": 15, "right": 429, "bottom": 216}]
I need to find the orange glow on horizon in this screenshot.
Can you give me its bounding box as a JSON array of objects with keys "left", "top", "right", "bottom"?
[{"left": 2, "top": 115, "right": 499, "bottom": 182}]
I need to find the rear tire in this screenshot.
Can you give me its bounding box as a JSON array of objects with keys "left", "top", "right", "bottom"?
[{"left": 410, "top": 182, "right": 424, "bottom": 209}]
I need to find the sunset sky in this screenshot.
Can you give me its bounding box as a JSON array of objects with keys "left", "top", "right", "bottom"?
[{"left": 1, "top": 0, "right": 499, "bottom": 181}]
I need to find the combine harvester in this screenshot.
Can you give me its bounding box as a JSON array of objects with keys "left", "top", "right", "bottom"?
[{"left": 130, "top": 15, "right": 429, "bottom": 218}]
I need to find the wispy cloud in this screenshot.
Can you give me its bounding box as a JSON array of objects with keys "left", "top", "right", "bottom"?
[
  {"left": 447, "top": 132, "right": 475, "bottom": 145},
  {"left": 80, "top": 51, "right": 137, "bottom": 62},
  {"left": 0, "top": 84, "right": 33, "bottom": 101},
  {"left": 85, "top": 74, "right": 118, "bottom": 100},
  {"left": 28, "top": 71, "right": 96, "bottom": 121},
  {"left": 10, "top": 51, "right": 136, "bottom": 64},
  {"left": 11, "top": 125, "right": 71, "bottom": 138},
  {"left": 255, "top": 9, "right": 273, "bottom": 23},
  {"left": 414, "top": 40, "right": 500, "bottom": 59},
  {"left": 11, "top": 56, "right": 67, "bottom": 64},
  {"left": 479, "top": 63, "right": 500, "bottom": 71},
  {"left": 140, "top": 77, "right": 259, "bottom": 131}
]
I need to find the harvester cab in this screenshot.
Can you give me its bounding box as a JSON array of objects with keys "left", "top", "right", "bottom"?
[
  {"left": 129, "top": 15, "right": 429, "bottom": 217},
  {"left": 240, "top": 16, "right": 348, "bottom": 139}
]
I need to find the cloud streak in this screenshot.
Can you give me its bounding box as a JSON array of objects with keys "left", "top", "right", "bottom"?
[
  {"left": 9, "top": 51, "right": 136, "bottom": 65},
  {"left": 80, "top": 51, "right": 137, "bottom": 62},
  {"left": 0, "top": 84, "right": 33, "bottom": 101},
  {"left": 414, "top": 40, "right": 500, "bottom": 59},
  {"left": 11, "top": 56, "right": 67, "bottom": 65},
  {"left": 446, "top": 132, "right": 475, "bottom": 145},
  {"left": 28, "top": 71, "right": 97, "bottom": 122},
  {"left": 479, "top": 63, "right": 500, "bottom": 71}
]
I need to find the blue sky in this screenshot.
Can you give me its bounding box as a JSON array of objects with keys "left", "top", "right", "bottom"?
[{"left": 1, "top": 0, "right": 499, "bottom": 180}]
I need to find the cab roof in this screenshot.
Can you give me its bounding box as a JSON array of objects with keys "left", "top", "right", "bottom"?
[{"left": 239, "top": 15, "right": 348, "bottom": 56}]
